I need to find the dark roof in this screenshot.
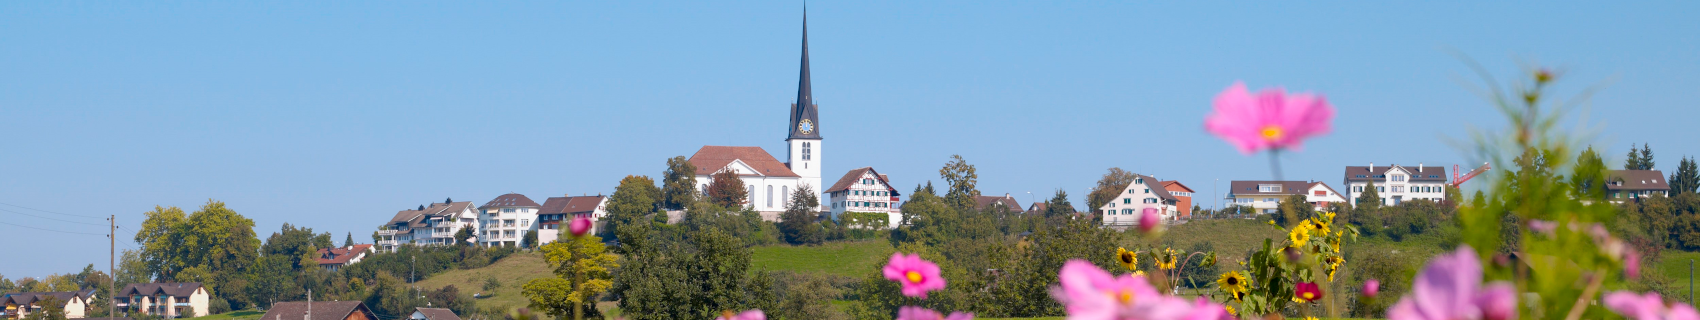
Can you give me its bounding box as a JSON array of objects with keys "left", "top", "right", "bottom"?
[
  {"left": 687, "top": 146, "right": 800, "bottom": 178},
  {"left": 414, "top": 308, "right": 462, "bottom": 320},
  {"left": 1134, "top": 175, "right": 1179, "bottom": 203},
  {"left": 483, "top": 193, "right": 541, "bottom": 208},
  {"left": 1, "top": 290, "right": 93, "bottom": 306},
  {"left": 81, "top": 317, "right": 134, "bottom": 320},
  {"left": 975, "top": 195, "right": 1022, "bottom": 212},
  {"left": 1343, "top": 165, "right": 1449, "bottom": 182},
  {"left": 1226, "top": 181, "right": 1314, "bottom": 196},
  {"left": 315, "top": 244, "right": 373, "bottom": 266},
  {"left": 1608, "top": 170, "right": 1670, "bottom": 191},
  {"left": 788, "top": 13, "right": 821, "bottom": 140},
  {"left": 386, "top": 209, "right": 424, "bottom": 228},
  {"left": 420, "top": 201, "right": 474, "bottom": 217},
  {"left": 118, "top": 283, "right": 201, "bottom": 298},
  {"left": 539, "top": 196, "right": 607, "bottom": 215},
  {"left": 824, "top": 167, "right": 900, "bottom": 195},
  {"left": 261, "top": 301, "right": 373, "bottom": 320}
]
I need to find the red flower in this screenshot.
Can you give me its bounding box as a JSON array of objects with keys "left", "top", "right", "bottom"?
[{"left": 1295, "top": 282, "right": 1324, "bottom": 302}]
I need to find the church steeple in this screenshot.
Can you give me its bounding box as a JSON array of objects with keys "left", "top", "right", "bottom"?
[{"left": 788, "top": 10, "right": 821, "bottom": 140}]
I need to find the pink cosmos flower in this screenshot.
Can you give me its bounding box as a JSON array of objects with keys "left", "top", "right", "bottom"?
[
  {"left": 568, "top": 215, "right": 593, "bottom": 237},
  {"left": 1606, "top": 291, "right": 1700, "bottom": 320},
  {"left": 1138, "top": 208, "right": 1161, "bottom": 233},
  {"left": 884, "top": 252, "right": 946, "bottom": 298},
  {"left": 1054, "top": 259, "right": 1198, "bottom": 320},
  {"left": 1626, "top": 249, "right": 1643, "bottom": 279},
  {"left": 1294, "top": 282, "right": 1323, "bottom": 302},
  {"left": 715, "top": 309, "right": 765, "bottom": 320},
  {"left": 1387, "top": 246, "right": 1517, "bottom": 320},
  {"left": 1527, "top": 219, "right": 1558, "bottom": 236},
  {"left": 1363, "top": 279, "right": 1381, "bottom": 298},
  {"left": 896, "top": 306, "right": 974, "bottom": 320},
  {"left": 1205, "top": 81, "right": 1335, "bottom": 155}
]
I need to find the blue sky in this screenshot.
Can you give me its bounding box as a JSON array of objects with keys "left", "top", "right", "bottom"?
[{"left": 2, "top": 1, "right": 1696, "bottom": 277}]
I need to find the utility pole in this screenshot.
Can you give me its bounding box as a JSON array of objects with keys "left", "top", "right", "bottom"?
[
  {"left": 109, "top": 215, "right": 116, "bottom": 319},
  {"left": 1213, "top": 179, "right": 1218, "bottom": 219},
  {"left": 306, "top": 288, "right": 311, "bottom": 320},
  {"left": 1689, "top": 259, "right": 1693, "bottom": 306}
]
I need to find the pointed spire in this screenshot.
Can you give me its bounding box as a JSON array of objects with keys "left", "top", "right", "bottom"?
[
  {"left": 788, "top": 8, "right": 821, "bottom": 140},
  {"left": 796, "top": 9, "right": 812, "bottom": 114}
]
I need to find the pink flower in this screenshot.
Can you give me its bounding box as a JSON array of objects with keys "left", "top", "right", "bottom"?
[
  {"left": 1054, "top": 259, "right": 1197, "bottom": 320},
  {"left": 1527, "top": 219, "right": 1558, "bottom": 236},
  {"left": 1626, "top": 249, "right": 1643, "bottom": 279},
  {"left": 1388, "top": 246, "right": 1518, "bottom": 320},
  {"left": 715, "top": 309, "right": 765, "bottom": 320},
  {"left": 1205, "top": 81, "right": 1335, "bottom": 155},
  {"left": 1363, "top": 279, "right": 1380, "bottom": 298},
  {"left": 896, "top": 306, "right": 974, "bottom": 320},
  {"left": 1138, "top": 208, "right": 1161, "bottom": 233},
  {"left": 1605, "top": 291, "right": 1700, "bottom": 320},
  {"left": 1294, "top": 282, "right": 1323, "bottom": 302},
  {"left": 884, "top": 252, "right": 947, "bottom": 298},
  {"left": 568, "top": 215, "right": 593, "bottom": 237}
]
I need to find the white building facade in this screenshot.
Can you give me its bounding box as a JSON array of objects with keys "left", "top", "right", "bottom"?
[
  {"left": 825, "top": 167, "right": 902, "bottom": 228},
  {"left": 537, "top": 195, "right": 609, "bottom": 243},
  {"left": 1098, "top": 174, "right": 1180, "bottom": 226},
  {"left": 376, "top": 201, "right": 477, "bottom": 252},
  {"left": 477, "top": 193, "right": 541, "bottom": 247},
  {"left": 1342, "top": 164, "right": 1449, "bottom": 207}
]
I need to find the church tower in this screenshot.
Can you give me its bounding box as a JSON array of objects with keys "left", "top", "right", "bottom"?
[{"left": 786, "top": 12, "right": 823, "bottom": 195}]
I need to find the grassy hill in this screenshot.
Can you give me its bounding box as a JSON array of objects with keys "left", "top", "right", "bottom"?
[
  {"left": 412, "top": 251, "right": 552, "bottom": 315},
  {"left": 750, "top": 239, "right": 895, "bottom": 277}
]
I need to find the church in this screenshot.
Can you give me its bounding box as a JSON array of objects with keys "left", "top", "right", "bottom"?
[{"left": 687, "top": 14, "right": 824, "bottom": 221}]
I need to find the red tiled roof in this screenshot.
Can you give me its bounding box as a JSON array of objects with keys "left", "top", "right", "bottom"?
[
  {"left": 414, "top": 308, "right": 462, "bottom": 320},
  {"left": 687, "top": 146, "right": 799, "bottom": 178},
  {"left": 261, "top": 301, "right": 373, "bottom": 320},
  {"left": 1160, "top": 181, "right": 1196, "bottom": 193},
  {"left": 314, "top": 244, "right": 372, "bottom": 266}
]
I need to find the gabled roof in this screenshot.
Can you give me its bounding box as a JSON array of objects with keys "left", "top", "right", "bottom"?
[
  {"left": 539, "top": 196, "right": 608, "bottom": 215},
  {"left": 687, "top": 146, "right": 800, "bottom": 178},
  {"left": 261, "top": 301, "right": 374, "bottom": 320},
  {"left": 1160, "top": 181, "right": 1196, "bottom": 193},
  {"left": 1226, "top": 181, "right": 1313, "bottom": 196},
  {"left": 386, "top": 209, "right": 424, "bottom": 227},
  {"left": 420, "top": 201, "right": 475, "bottom": 217},
  {"left": 118, "top": 283, "right": 201, "bottom": 298},
  {"left": 1133, "top": 175, "right": 1179, "bottom": 203},
  {"left": 975, "top": 195, "right": 1022, "bottom": 212},
  {"left": 1608, "top": 170, "right": 1670, "bottom": 191},
  {"left": 0, "top": 291, "right": 93, "bottom": 306},
  {"left": 482, "top": 193, "right": 540, "bottom": 208},
  {"left": 1343, "top": 165, "right": 1449, "bottom": 182},
  {"left": 825, "top": 167, "right": 900, "bottom": 195},
  {"left": 414, "top": 307, "right": 463, "bottom": 320},
  {"left": 315, "top": 244, "right": 373, "bottom": 266}
]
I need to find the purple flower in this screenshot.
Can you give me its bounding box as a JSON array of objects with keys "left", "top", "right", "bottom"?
[
  {"left": 883, "top": 252, "right": 947, "bottom": 298},
  {"left": 568, "top": 215, "right": 593, "bottom": 237},
  {"left": 1139, "top": 208, "right": 1161, "bottom": 233},
  {"left": 896, "top": 306, "right": 974, "bottom": 320},
  {"left": 1605, "top": 291, "right": 1700, "bottom": 320},
  {"left": 715, "top": 309, "right": 765, "bottom": 320},
  {"left": 1363, "top": 279, "right": 1380, "bottom": 298},
  {"left": 1387, "top": 246, "right": 1517, "bottom": 320}
]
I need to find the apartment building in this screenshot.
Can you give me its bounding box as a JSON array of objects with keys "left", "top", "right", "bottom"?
[
  {"left": 478, "top": 193, "right": 541, "bottom": 247},
  {"left": 1223, "top": 181, "right": 1347, "bottom": 214},
  {"left": 1342, "top": 163, "right": 1449, "bottom": 206}
]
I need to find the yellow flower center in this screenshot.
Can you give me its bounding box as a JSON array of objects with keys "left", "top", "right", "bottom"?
[
  {"left": 1302, "top": 292, "right": 1316, "bottom": 300},
  {"left": 1117, "top": 290, "right": 1135, "bottom": 304},
  {"left": 906, "top": 271, "right": 923, "bottom": 283},
  {"left": 1261, "top": 125, "right": 1285, "bottom": 141}
]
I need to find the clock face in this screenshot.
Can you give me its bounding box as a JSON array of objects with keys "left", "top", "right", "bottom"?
[{"left": 798, "top": 119, "right": 814, "bottom": 134}]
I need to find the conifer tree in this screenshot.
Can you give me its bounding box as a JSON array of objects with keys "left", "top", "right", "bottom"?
[
  {"left": 1671, "top": 156, "right": 1700, "bottom": 195},
  {"left": 1641, "top": 143, "right": 1657, "bottom": 170},
  {"left": 1626, "top": 143, "right": 1644, "bottom": 170}
]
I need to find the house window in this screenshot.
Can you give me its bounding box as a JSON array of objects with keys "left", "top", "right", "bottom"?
[
  {"left": 521, "top": 219, "right": 529, "bottom": 227},
  {"left": 1259, "top": 185, "right": 1281, "bottom": 192},
  {"left": 767, "top": 185, "right": 774, "bottom": 207},
  {"left": 747, "top": 185, "right": 755, "bottom": 205},
  {"left": 782, "top": 186, "right": 790, "bottom": 206},
  {"left": 1353, "top": 186, "right": 1363, "bottom": 192},
  {"left": 1144, "top": 189, "right": 1151, "bottom": 194},
  {"left": 1109, "top": 202, "right": 1116, "bottom": 207},
  {"left": 1238, "top": 198, "right": 1252, "bottom": 203},
  {"left": 1378, "top": 187, "right": 1385, "bottom": 192},
  {"left": 1393, "top": 175, "right": 1406, "bottom": 182},
  {"left": 802, "top": 142, "right": 811, "bottom": 160},
  {"left": 502, "top": 208, "right": 515, "bottom": 213},
  {"left": 504, "top": 220, "right": 515, "bottom": 227},
  {"left": 1144, "top": 198, "right": 1157, "bottom": 204},
  {"left": 1264, "top": 198, "right": 1276, "bottom": 202},
  {"left": 1123, "top": 198, "right": 1131, "bottom": 204},
  {"left": 1122, "top": 209, "right": 1133, "bottom": 215},
  {"left": 1314, "top": 191, "right": 1326, "bottom": 196}
]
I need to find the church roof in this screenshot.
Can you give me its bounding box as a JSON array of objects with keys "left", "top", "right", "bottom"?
[
  {"left": 788, "top": 12, "right": 821, "bottom": 140},
  {"left": 689, "top": 146, "right": 800, "bottom": 178}
]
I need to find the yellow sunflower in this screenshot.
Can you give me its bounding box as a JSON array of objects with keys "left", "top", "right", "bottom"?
[
  {"left": 1288, "top": 224, "right": 1312, "bottom": 247},
  {"left": 1230, "top": 290, "right": 1246, "bottom": 302},
  {"left": 1217, "top": 271, "right": 1250, "bottom": 294},
  {"left": 1329, "top": 232, "right": 1343, "bottom": 253},
  {"left": 1225, "top": 305, "right": 1237, "bottom": 316},
  {"left": 1325, "top": 256, "right": 1345, "bottom": 282},
  {"left": 1311, "top": 216, "right": 1331, "bottom": 234},
  {"left": 1116, "top": 247, "right": 1139, "bottom": 271}
]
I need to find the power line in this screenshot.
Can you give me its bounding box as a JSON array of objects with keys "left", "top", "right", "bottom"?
[
  {"left": 0, "top": 220, "right": 108, "bottom": 236},
  {"left": 0, "top": 201, "right": 105, "bottom": 219},
  {"left": 0, "top": 207, "right": 107, "bottom": 226}
]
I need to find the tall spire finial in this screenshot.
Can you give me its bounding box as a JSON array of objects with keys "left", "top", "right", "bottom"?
[{"left": 788, "top": 6, "right": 820, "bottom": 140}]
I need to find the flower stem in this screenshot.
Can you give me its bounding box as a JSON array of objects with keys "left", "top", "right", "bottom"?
[
  {"left": 1564, "top": 270, "right": 1605, "bottom": 320},
  {"left": 1269, "top": 150, "right": 1285, "bottom": 181}
]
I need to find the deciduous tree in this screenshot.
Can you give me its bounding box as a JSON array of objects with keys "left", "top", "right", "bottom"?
[
  {"left": 522, "top": 235, "right": 618, "bottom": 320},
  {"left": 778, "top": 185, "right": 823, "bottom": 245},
  {"left": 705, "top": 169, "right": 748, "bottom": 209},
  {"left": 1087, "top": 168, "right": 1137, "bottom": 216},
  {"left": 604, "top": 175, "right": 661, "bottom": 242},
  {"left": 662, "top": 156, "right": 699, "bottom": 210},
  {"left": 939, "top": 155, "right": 980, "bottom": 210}
]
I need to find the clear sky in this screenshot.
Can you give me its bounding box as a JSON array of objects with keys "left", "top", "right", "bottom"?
[{"left": 2, "top": 1, "right": 1696, "bottom": 277}]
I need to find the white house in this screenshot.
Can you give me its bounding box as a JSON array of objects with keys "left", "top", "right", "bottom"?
[
  {"left": 377, "top": 200, "right": 478, "bottom": 252},
  {"left": 686, "top": 18, "right": 826, "bottom": 221},
  {"left": 1, "top": 290, "right": 96, "bottom": 319},
  {"left": 824, "top": 167, "right": 902, "bottom": 228},
  {"left": 116, "top": 283, "right": 210, "bottom": 318},
  {"left": 1098, "top": 174, "right": 1180, "bottom": 227},
  {"left": 1342, "top": 163, "right": 1449, "bottom": 206},
  {"left": 314, "top": 244, "right": 375, "bottom": 272},
  {"left": 1224, "top": 181, "right": 1348, "bottom": 214},
  {"left": 478, "top": 193, "right": 541, "bottom": 247},
  {"left": 1606, "top": 170, "right": 1670, "bottom": 202},
  {"left": 536, "top": 195, "right": 609, "bottom": 243}
]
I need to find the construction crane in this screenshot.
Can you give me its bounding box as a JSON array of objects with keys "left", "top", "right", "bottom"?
[{"left": 1452, "top": 162, "right": 1492, "bottom": 187}]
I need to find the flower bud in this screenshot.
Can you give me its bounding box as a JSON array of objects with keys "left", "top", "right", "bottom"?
[
  {"left": 1363, "top": 279, "right": 1380, "bottom": 298},
  {"left": 569, "top": 215, "right": 593, "bottom": 237}
]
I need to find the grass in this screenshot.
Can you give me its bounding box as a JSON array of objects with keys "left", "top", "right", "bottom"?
[
  {"left": 412, "top": 251, "right": 552, "bottom": 315},
  {"left": 750, "top": 239, "right": 896, "bottom": 277},
  {"left": 1657, "top": 250, "right": 1700, "bottom": 297},
  {"left": 185, "top": 310, "right": 264, "bottom": 320},
  {"left": 1126, "top": 219, "right": 1287, "bottom": 269}
]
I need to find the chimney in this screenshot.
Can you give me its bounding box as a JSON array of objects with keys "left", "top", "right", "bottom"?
[
  {"left": 1369, "top": 162, "right": 1374, "bottom": 172},
  {"left": 1420, "top": 163, "right": 1424, "bottom": 172}
]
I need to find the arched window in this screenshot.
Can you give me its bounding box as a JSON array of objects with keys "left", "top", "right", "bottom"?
[
  {"left": 782, "top": 186, "right": 790, "bottom": 207},
  {"left": 767, "top": 185, "right": 774, "bottom": 208}
]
